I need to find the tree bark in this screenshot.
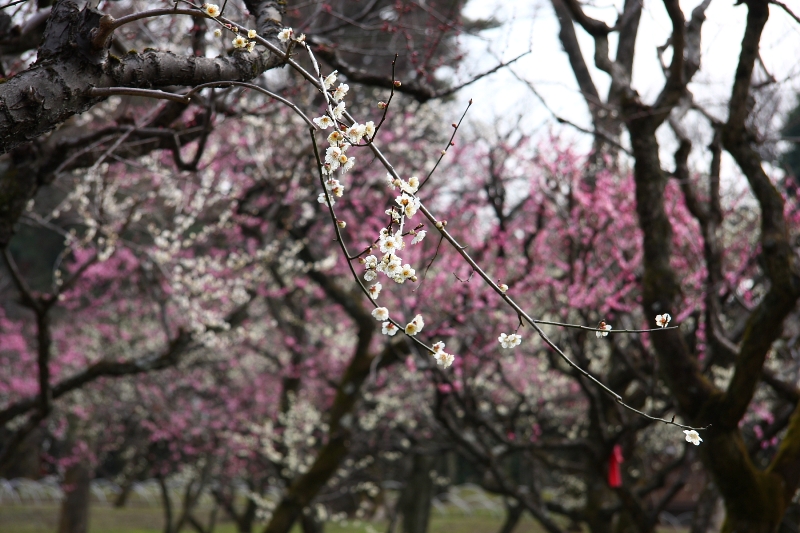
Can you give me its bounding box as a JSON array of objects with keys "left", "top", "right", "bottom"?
[
  {"left": 497, "top": 500, "right": 524, "bottom": 533},
  {"left": 690, "top": 481, "right": 721, "bottom": 533},
  {"left": 0, "top": 0, "right": 286, "bottom": 245},
  {"left": 398, "top": 453, "right": 436, "bottom": 533},
  {"left": 57, "top": 461, "right": 92, "bottom": 533}
]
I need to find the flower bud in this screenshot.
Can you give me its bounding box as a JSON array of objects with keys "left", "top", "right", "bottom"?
[
  {"left": 378, "top": 101, "right": 387, "bottom": 109},
  {"left": 393, "top": 80, "right": 402, "bottom": 87},
  {"left": 337, "top": 220, "right": 346, "bottom": 229}
]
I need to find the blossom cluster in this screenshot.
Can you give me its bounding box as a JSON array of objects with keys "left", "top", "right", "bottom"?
[
  {"left": 312, "top": 70, "right": 378, "bottom": 210},
  {"left": 202, "top": 4, "right": 260, "bottom": 51},
  {"left": 498, "top": 332, "right": 522, "bottom": 349}
]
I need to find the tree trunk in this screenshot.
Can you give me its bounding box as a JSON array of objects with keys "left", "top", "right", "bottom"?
[
  {"left": 497, "top": 500, "right": 524, "bottom": 533},
  {"left": 398, "top": 453, "right": 436, "bottom": 533},
  {"left": 57, "top": 461, "right": 91, "bottom": 533},
  {"left": 300, "top": 512, "right": 325, "bottom": 533},
  {"left": 239, "top": 497, "right": 257, "bottom": 533},
  {"left": 690, "top": 481, "right": 721, "bottom": 533},
  {"left": 583, "top": 478, "right": 612, "bottom": 533},
  {"left": 778, "top": 501, "right": 800, "bottom": 533}
]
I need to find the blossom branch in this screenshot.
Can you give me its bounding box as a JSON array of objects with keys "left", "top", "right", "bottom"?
[{"left": 362, "top": 136, "right": 707, "bottom": 431}]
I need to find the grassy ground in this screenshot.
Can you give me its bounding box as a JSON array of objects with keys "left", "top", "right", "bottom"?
[
  {"left": 0, "top": 504, "right": 536, "bottom": 533},
  {"left": 0, "top": 504, "right": 689, "bottom": 533}
]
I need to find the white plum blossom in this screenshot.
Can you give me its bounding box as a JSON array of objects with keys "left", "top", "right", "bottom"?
[
  {"left": 314, "top": 115, "right": 334, "bottom": 129},
  {"left": 364, "top": 270, "right": 377, "bottom": 282},
  {"left": 342, "top": 157, "right": 355, "bottom": 173},
  {"left": 396, "top": 193, "right": 420, "bottom": 218},
  {"left": 232, "top": 35, "right": 248, "bottom": 48},
  {"left": 382, "top": 321, "right": 398, "bottom": 336},
  {"left": 656, "top": 313, "right": 671, "bottom": 328},
  {"left": 325, "top": 145, "right": 343, "bottom": 165},
  {"left": 327, "top": 131, "right": 344, "bottom": 144},
  {"left": 277, "top": 27, "right": 293, "bottom": 42},
  {"left": 246, "top": 41, "right": 256, "bottom": 53},
  {"left": 213, "top": 28, "right": 222, "bottom": 37},
  {"left": 498, "top": 332, "right": 522, "bottom": 349},
  {"left": 379, "top": 231, "right": 403, "bottom": 254},
  {"left": 385, "top": 258, "right": 402, "bottom": 278},
  {"left": 323, "top": 71, "right": 338, "bottom": 90},
  {"left": 372, "top": 307, "right": 389, "bottom": 321},
  {"left": 332, "top": 102, "right": 346, "bottom": 119},
  {"left": 596, "top": 322, "right": 612, "bottom": 338},
  {"left": 332, "top": 83, "right": 349, "bottom": 102},
  {"left": 203, "top": 3, "right": 220, "bottom": 17},
  {"left": 434, "top": 350, "right": 455, "bottom": 369},
  {"left": 411, "top": 230, "right": 426, "bottom": 244},
  {"left": 399, "top": 264, "right": 415, "bottom": 281},
  {"left": 248, "top": 29, "right": 257, "bottom": 38},
  {"left": 346, "top": 123, "right": 366, "bottom": 143},
  {"left": 377, "top": 253, "right": 401, "bottom": 276},
  {"left": 405, "top": 314, "right": 424, "bottom": 336},
  {"left": 385, "top": 208, "right": 402, "bottom": 222},
  {"left": 317, "top": 192, "right": 334, "bottom": 206},
  {"left": 324, "top": 177, "right": 344, "bottom": 197},
  {"left": 367, "top": 282, "right": 382, "bottom": 299},
  {"left": 385, "top": 174, "right": 420, "bottom": 195},
  {"left": 364, "top": 121, "right": 375, "bottom": 139},
  {"left": 684, "top": 429, "right": 702, "bottom": 446},
  {"left": 432, "top": 342, "right": 454, "bottom": 368}
]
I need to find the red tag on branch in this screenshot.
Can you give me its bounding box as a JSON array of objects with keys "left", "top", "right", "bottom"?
[{"left": 607, "top": 444, "right": 623, "bottom": 488}]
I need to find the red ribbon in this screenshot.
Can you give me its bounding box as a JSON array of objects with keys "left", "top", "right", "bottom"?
[{"left": 607, "top": 444, "right": 623, "bottom": 488}]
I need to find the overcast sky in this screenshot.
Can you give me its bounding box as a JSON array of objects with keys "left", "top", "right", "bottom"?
[{"left": 452, "top": 0, "right": 800, "bottom": 151}]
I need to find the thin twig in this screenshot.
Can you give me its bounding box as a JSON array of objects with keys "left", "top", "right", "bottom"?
[
  {"left": 418, "top": 100, "right": 471, "bottom": 193},
  {"left": 432, "top": 51, "right": 531, "bottom": 100},
  {"left": 88, "top": 87, "right": 191, "bottom": 104},
  {"left": 532, "top": 320, "right": 680, "bottom": 334},
  {"left": 0, "top": 0, "right": 27, "bottom": 10},
  {"left": 771, "top": 0, "right": 800, "bottom": 25},
  {"left": 184, "top": 82, "right": 317, "bottom": 129},
  {"left": 373, "top": 55, "right": 398, "bottom": 136},
  {"left": 414, "top": 234, "right": 444, "bottom": 292}
]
